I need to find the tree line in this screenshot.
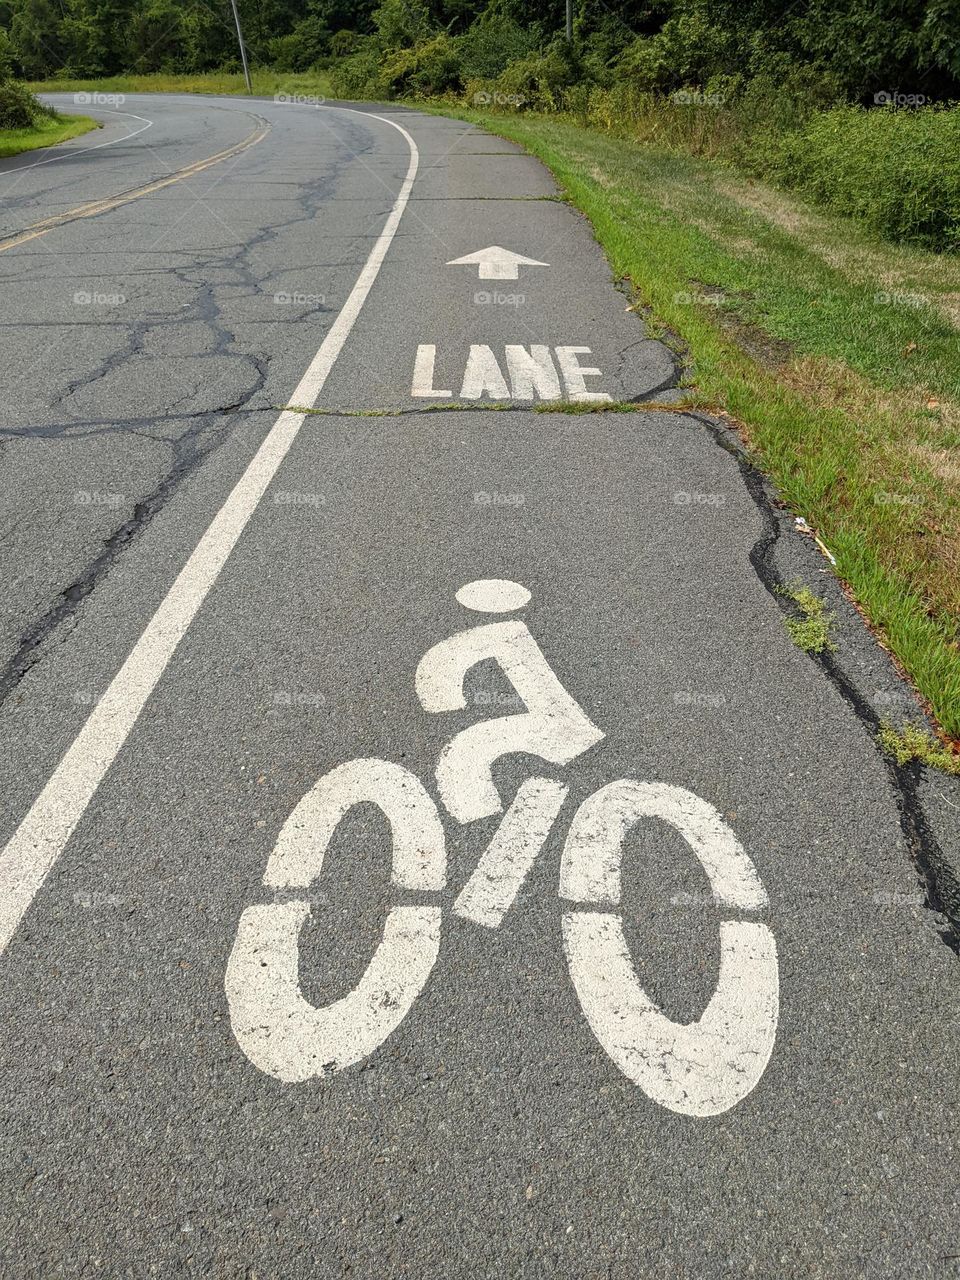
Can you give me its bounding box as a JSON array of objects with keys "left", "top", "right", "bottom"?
[{"left": 1, "top": 0, "right": 958, "bottom": 103}]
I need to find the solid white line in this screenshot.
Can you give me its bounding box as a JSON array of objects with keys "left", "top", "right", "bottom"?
[
  {"left": 1, "top": 110, "right": 154, "bottom": 175},
  {"left": 0, "top": 107, "right": 419, "bottom": 957}
]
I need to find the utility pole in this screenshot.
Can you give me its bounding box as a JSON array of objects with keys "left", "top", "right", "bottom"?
[
  {"left": 565, "top": 0, "right": 573, "bottom": 42},
  {"left": 228, "top": 0, "right": 253, "bottom": 94}
]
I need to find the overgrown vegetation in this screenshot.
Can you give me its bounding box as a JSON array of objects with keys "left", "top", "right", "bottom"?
[{"left": 6, "top": 0, "right": 959, "bottom": 101}]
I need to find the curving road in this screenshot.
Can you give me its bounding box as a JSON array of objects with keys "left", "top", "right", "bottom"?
[{"left": 0, "top": 93, "right": 958, "bottom": 1277}]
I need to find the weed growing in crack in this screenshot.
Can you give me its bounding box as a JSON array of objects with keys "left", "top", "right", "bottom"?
[
  {"left": 281, "top": 400, "right": 701, "bottom": 418},
  {"left": 776, "top": 581, "right": 836, "bottom": 654},
  {"left": 878, "top": 723, "right": 960, "bottom": 777}
]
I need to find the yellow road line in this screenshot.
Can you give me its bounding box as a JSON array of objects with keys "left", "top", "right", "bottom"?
[{"left": 0, "top": 118, "right": 270, "bottom": 254}]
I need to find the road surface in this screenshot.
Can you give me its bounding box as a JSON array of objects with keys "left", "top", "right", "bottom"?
[{"left": 0, "top": 92, "right": 958, "bottom": 1277}]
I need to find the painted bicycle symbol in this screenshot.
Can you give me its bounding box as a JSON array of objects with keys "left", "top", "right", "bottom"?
[{"left": 226, "top": 579, "right": 778, "bottom": 1117}]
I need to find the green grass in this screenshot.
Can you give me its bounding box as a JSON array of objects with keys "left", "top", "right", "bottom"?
[
  {"left": 27, "top": 70, "right": 335, "bottom": 100},
  {"left": 0, "top": 111, "right": 98, "bottom": 158},
  {"left": 422, "top": 105, "right": 960, "bottom": 743}
]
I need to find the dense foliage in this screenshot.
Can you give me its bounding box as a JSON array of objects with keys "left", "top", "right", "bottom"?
[
  {"left": 2, "top": 0, "right": 959, "bottom": 104},
  {"left": 0, "top": 24, "right": 53, "bottom": 125}
]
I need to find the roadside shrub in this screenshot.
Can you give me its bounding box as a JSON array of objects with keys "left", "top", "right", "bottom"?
[
  {"left": 269, "top": 15, "right": 331, "bottom": 73},
  {"left": 765, "top": 104, "right": 960, "bottom": 251},
  {"left": 328, "top": 30, "right": 360, "bottom": 59},
  {"left": 0, "top": 77, "right": 44, "bottom": 127},
  {"left": 457, "top": 15, "right": 538, "bottom": 81},
  {"left": 611, "top": 12, "right": 741, "bottom": 94},
  {"left": 330, "top": 42, "right": 385, "bottom": 97},
  {"left": 493, "top": 44, "right": 579, "bottom": 111},
  {"left": 373, "top": 0, "right": 433, "bottom": 50},
  {"left": 380, "top": 33, "right": 461, "bottom": 98}
]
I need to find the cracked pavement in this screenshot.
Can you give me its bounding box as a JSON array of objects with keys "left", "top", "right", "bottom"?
[{"left": 0, "top": 95, "right": 958, "bottom": 1278}]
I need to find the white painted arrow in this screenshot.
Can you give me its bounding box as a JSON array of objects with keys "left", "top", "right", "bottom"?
[{"left": 446, "top": 245, "right": 549, "bottom": 281}]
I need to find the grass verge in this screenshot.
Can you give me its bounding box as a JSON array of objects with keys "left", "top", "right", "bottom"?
[
  {"left": 0, "top": 111, "right": 98, "bottom": 158},
  {"left": 424, "top": 105, "right": 960, "bottom": 744},
  {"left": 27, "top": 71, "right": 334, "bottom": 100}
]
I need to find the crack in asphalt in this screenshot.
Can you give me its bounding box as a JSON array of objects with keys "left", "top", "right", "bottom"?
[
  {"left": 0, "top": 407, "right": 268, "bottom": 440},
  {"left": 0, "top": 409, "right": 235, "bottom": 710},
  {"left": 0, "top": 129, "right": 374, "bottom": 703},
  {"left": 693, "top": 409, "right": 960, "bottom": 956}
]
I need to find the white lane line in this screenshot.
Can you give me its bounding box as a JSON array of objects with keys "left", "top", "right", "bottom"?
[
  {"left": 0, "top": 107, "right": 419, "bottom": 957},
  {"left": 0, "top": 110, "right": 154, "bottom": 175}
]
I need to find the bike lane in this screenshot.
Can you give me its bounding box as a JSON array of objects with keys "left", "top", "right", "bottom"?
[{"left": 0, "top": 106, "right": 958, "bottom": 1276}]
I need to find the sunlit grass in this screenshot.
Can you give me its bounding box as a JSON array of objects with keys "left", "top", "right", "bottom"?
[
  {"left": 27, "top": 71, "right": 335, "bottom": 100},
  {"left": 0, "top": 111, "right": 98, "bottom": 158}
]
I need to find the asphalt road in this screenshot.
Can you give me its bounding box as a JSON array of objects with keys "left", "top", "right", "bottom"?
[{"left": 0, "top": 93, "right": 958, "bottom": 1278}]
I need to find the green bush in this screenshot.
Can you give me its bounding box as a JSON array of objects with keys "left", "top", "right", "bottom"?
[
  {"left": 328, "top": 30, "right": 360, "bottom": 59},
  {"left": 373, "top": 0, "right": 433, "bottom": 49},
  {"left": 380, "top": 33, "right": 462, "bottom": 97},
  {"left": 0, "top": 76, "right": 45, "bottom": 126},
  {"left": 611, "top": 12, "right": 740, "bottom": 94},
  {"left": 761, "top": 104, "right": 960, "bottom": 251},
  {"left": 492, "top": 44, "right": 579, "bottom": 111},
  {"left": 269, "top": 16, "right": 331, "bottom": 73},
  {"left": 329, "top": 42, "right": 385, "bottom": 97},
  {"left": 457, "top": 14, "right": 538, "bottom": 80}
]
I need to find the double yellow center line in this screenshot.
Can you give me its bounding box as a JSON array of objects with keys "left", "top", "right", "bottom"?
[{"left": 0, "top": 117, "right": 270, "bottom": 254}]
